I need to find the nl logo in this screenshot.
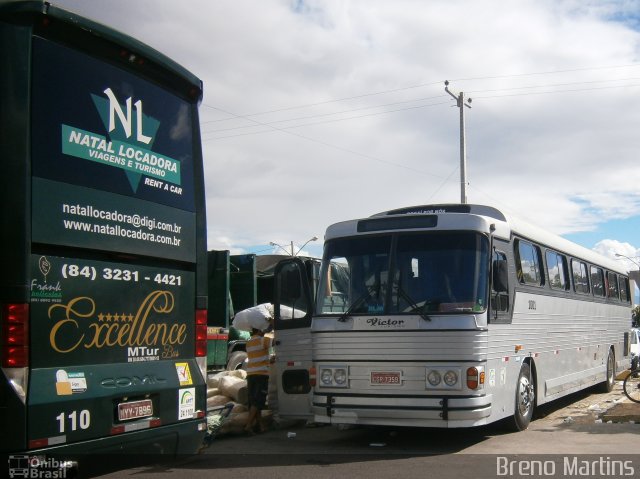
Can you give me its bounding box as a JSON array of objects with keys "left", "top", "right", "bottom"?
[{"left": 61, "top": 87, "right": 181, "bottom": 192}]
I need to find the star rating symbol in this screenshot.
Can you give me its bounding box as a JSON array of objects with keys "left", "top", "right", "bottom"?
[{"left": 97, "top": 312, "right": 134, "bottom": 322}]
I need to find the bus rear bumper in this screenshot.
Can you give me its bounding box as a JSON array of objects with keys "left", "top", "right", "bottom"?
[
  {"left": 12, "top": 419, "right": 207, "bottom": 473},
  {"left": 312, "top": 393, "right": 492, "bottom": 428}
]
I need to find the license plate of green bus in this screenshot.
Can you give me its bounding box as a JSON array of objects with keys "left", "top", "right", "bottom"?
[
  {"left": 118, "top": 399, "right": 153, "bottom": 421},
  {"left": 371, "top": 371, "right": 401, "bottom": 385}
]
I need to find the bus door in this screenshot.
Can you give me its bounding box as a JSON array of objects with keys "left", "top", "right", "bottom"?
[{"left": 273, "top": 258, "right": 314, "bottom": 420}]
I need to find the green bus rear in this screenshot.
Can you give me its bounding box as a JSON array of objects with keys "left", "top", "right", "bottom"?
[{"left": 0, "top": 0, "right": 208, "bottom": 460}]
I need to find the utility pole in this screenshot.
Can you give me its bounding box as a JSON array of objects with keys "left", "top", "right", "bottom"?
[
  {"left": 445, "top": 81, "right": 472, "bottom": 204},
  {"left": 270, "top": 237, "right": 318, "bottom": 257}
]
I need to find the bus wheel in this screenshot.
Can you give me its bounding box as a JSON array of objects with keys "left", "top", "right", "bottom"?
[
  {"left": 598, "top": 348, "right": 615, "bottom": 393},
  {"left": 513, "top": 363, "right": 535, "bottom": 431},
  {"left": 227, "top": 351, "right": 248, "bottom": 371}
]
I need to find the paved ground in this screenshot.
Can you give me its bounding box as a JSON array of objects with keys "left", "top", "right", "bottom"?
[
  {"left": 201, "top": 378, "right": 640, "bottom": 455},
  {"left": 93, "top": 379, "right": 640, "bottom": 478}
]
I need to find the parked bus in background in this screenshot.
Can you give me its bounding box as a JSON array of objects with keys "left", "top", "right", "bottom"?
[
  {"left": 0, "top": 0, "right": 208, "bottom": 463},
  {"left": 274, "top": 204, "right": 632, "bottom": 430}
]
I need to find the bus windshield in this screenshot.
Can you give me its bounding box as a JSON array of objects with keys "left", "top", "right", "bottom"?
[{"left": 316, "top": 232, "right": 490, "bottom": 316}]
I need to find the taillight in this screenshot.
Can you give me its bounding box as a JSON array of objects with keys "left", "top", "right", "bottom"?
[
  {"left": 195, "top": 309, "right": 207, "bottom": 357},
  {"left": 2, "top": 303, "right": 29, "bottom": 367},
  {"left": 309, "top": 367, "right": 317, "bottom": 387}
]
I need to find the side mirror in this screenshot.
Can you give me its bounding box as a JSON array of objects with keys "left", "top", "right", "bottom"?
[{"left": 493, "top": 259, "right": 509, "bottom": 293}]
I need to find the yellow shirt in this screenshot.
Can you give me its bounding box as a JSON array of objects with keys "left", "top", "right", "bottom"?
[{"left": 246, "top": 335, "right": 272, "bottom": 376}]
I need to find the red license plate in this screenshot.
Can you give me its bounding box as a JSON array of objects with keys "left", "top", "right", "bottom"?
[
  {"left": 370, "top": 371, "right": 401, "bottom": 385},
  {"left": 118, "top": 399, "right": 153, "bottom": 421}
]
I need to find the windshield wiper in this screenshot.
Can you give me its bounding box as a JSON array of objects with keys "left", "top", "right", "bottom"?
[
  {"left": 338, "top": 290, "right": 372, "bottom": 322},
  {"left": 396, "top": 287, "right": 431, "bottom": 321}
]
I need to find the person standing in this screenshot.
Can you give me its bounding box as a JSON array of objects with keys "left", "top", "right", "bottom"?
[{"left": 244, "top": 325, "right": 273, "bottom": 435}]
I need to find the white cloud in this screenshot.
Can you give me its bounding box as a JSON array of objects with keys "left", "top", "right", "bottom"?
[
  {"left": 55, "top": 0, "right": 640, "bottom": 254},
  {"left": 593, "top": 239, "right": 640, "bottom": 268}
]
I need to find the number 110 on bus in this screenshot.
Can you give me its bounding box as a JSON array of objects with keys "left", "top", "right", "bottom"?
[{"left": 56, "top": 410, "right": 90, "bottom": 433}]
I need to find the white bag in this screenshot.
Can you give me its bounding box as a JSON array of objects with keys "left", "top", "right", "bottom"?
[
  {"left": 232, "top": 303, "right": 273, "bottom": 332},
  {"left": 279, "top": 304, "right": 306, "bottom": 320}
]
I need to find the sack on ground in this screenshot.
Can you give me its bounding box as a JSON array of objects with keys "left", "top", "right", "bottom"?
[
  {"left": 207, "top": 394, "right": 232, "bottom": 410},
  {"left": 219, "top": 411, "right": 250, "bottom": 435},
  {"left": 219, "top": 375, "right": 248, "bottom": 404},
  {"left": 207, "top": 371, "right": 227, "bottom": 389},
  {"left": 227, "top": 369, "right": 247, "bottom": 380},
  {"left": 232, "top": 403, "right": 248, "bottom": 414}
]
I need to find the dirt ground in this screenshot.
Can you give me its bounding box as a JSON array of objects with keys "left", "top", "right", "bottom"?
[{"left": 535, "top": 379, "right": 639, "bottom": 426}]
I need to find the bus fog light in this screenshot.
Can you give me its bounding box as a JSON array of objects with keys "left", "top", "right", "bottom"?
[
  {"left": 427, "top": 370, "right": 441, "bottom": 386},
  {"left": 444, "top": 370, "right": 458, "bottom": 387},
  {"left": 334, "top": 369, "right": 347, "bottom": 385}
]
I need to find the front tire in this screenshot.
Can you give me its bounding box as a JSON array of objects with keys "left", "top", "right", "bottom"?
[{"left": 513, "top": 363, "right": 535, "bottom": 431}]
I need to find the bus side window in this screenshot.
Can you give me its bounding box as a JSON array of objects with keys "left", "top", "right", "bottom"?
[
  {"left": 571, "top": 259, "right": 590, "bottom": 295},
  {"left": 491, "top": 251, "right": 510, "bottom": 321},
  {"left": 590, "top": 266, "right": 606, "bottom": 297},
  {"left": 607, "top": 271, "right": 619, "bottom": 300},
  {"left": 515, "top": 239, "right": 543, "bottom": 286},
  {"left": 546, "top": 250, "right": 569, "bottom": 290},
  {"left": 619, "top": 276, "right": 630, "bottom": 303}
]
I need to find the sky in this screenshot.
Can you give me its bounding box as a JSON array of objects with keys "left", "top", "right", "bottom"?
[{"left": 53, "top": 0, "right": 640, "bottom": 291}]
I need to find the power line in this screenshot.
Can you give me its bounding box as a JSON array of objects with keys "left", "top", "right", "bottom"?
[
  {"left": 427, "top": 166, "right": 460, "bottom": 202},
  {"left": 450, "top": 63, "right": 640, "bottom": 83},
  {"left": 473, "top": 82, "right": 640, "bottom": 100},
  {"left": 203, "top": 104, "right": 450, "bottom": 179},
  {"left": 200, "top": 80, "right": 443, "bottom": 123},
  {"left": 468, "top": 76, "right": 640, "bottom": 94},
  {"left": 199, "top": 66, "right": 640, "bottom": 185},
  {"left": 201, "top": 94, "right": 449, "bottom": 135},
  {"left": 202, "top": 78, "right": 640, "bottom": 140},
  {"left": 200, "top": 62, "right": 640, "bottom": 123},
  {"left": 202, "top": 99, "right": 450, "bottom": 140}
]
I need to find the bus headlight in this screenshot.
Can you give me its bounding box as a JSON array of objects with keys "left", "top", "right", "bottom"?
[
  {"left": 426, "top": 367, "right": 462, "bottom": 390},
  {"left": 427, "top": 370, "right": 441, "bottom": 387},
  {"left": 443, "top": 370, "right": 458, "bottom": 387},
  {"left": 334, "top": 369, "right": 347, "bottom": 385},
  {"left": 320, "top": 369, "right": 333, "bottom": 385},
  {"left": 318, "top": 365, "right": 349, "bottom": 388}
]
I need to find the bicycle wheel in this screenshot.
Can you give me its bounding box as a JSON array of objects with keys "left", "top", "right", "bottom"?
[{"left": 623, "top": 370, "right": 640, "bottom": 403}]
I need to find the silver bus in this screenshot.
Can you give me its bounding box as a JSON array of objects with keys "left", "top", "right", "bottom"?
[{"left": 273, "top": 204, "right": 632, "bottom": 430}]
